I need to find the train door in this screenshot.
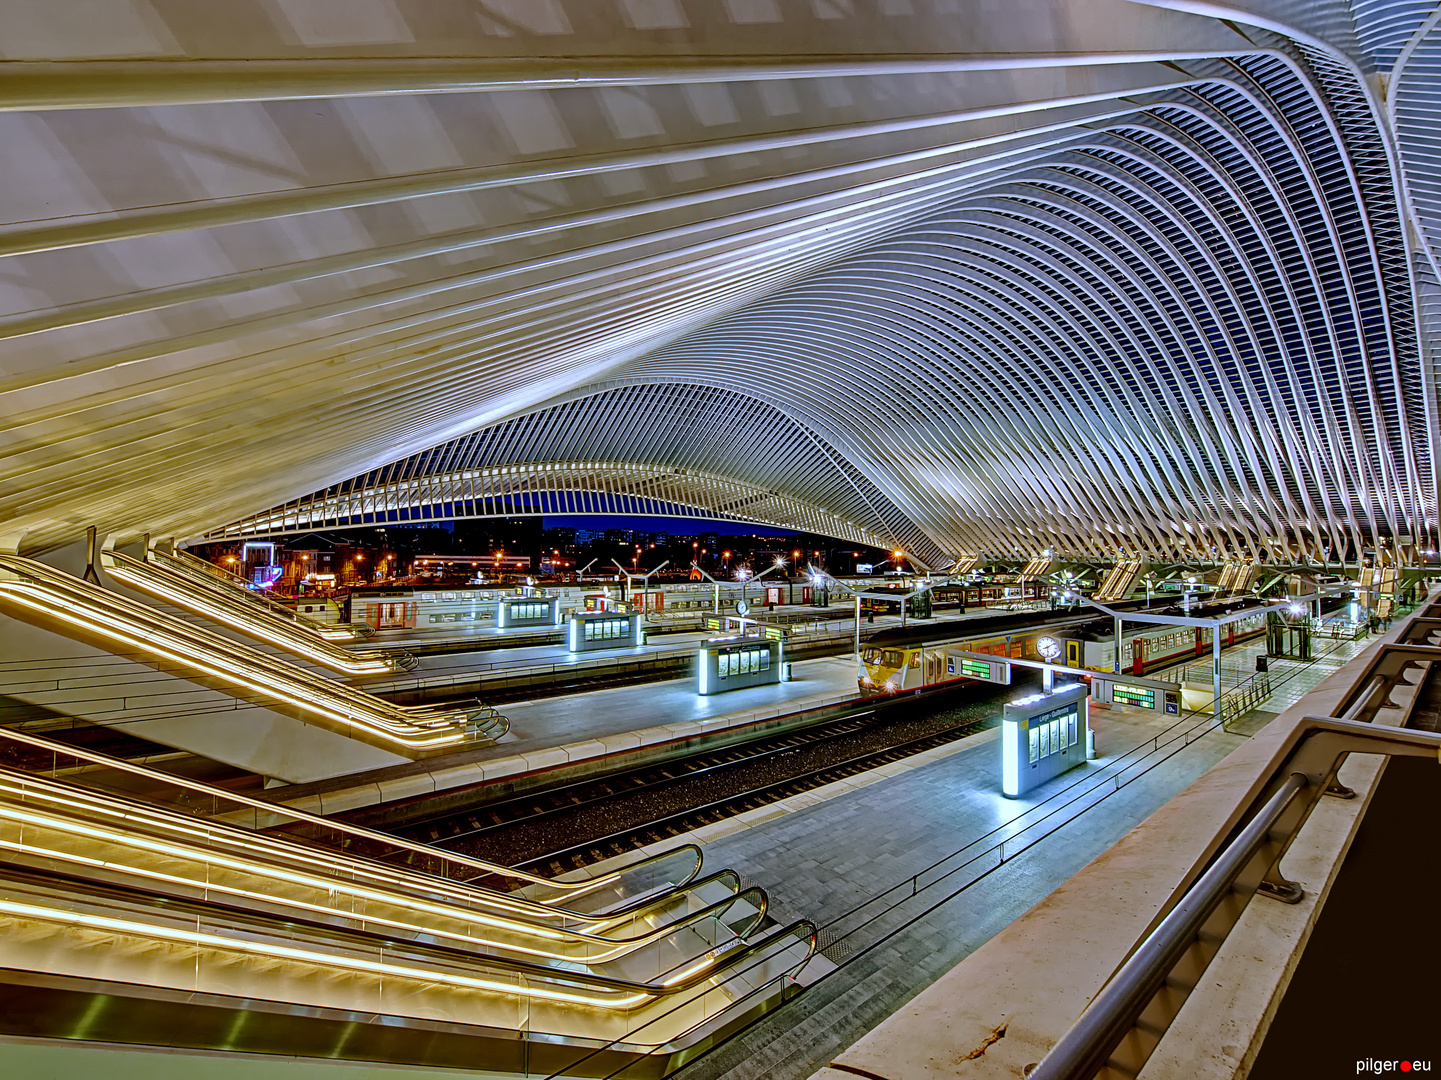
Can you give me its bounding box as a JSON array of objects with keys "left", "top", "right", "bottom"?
[
  {"left": 1132, "top": 637, "right": 1145, "bottom": 676},
  {"left": 765, "top": 587, "right": 783, "bottom": 606},
  {"left": 368, "top": 602, "right": 414, "bottom": 630},
  {"left": 1226, "top": 623, "right": 1235, "bottom": 647},
  {"left": 1195, "top": 627, "right": 1205, "bottom": 656},
  {"left": 1066, "top": 640, "right": 1080, "bottom": 668}
]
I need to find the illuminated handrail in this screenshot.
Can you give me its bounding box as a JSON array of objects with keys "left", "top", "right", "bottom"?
[
  {"left": 0, "top": 864, "right": 815, "bottom": 1012},
  {"left": 0, "top": 774, "right": 777, "bottom": 973},
  {"left": 0, "top": 554, "right": 504, "bottom": 753},
  {"left": 0, "top": 723, "right": 701, "bottom": 914},
  {"left": 0, "top": 738, "right": 818, "bottom": 1034},
  {"left": 164, "top": 545, "right": 375, "bottom": 640},
  {"left": 101, "top": 548, "right": 416, "bottom": 674}
]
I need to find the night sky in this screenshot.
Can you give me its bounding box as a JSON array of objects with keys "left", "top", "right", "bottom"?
[{"left": 540, "top": 515, "right": 802, "bottom": 536}]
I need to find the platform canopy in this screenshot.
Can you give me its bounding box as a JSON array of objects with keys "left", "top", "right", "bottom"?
[{"left": 2, "top": 0, "right": 1440, "bottom": 563}]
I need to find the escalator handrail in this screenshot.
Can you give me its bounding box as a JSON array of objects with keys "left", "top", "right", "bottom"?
[
  {"left": 0, "top": 857, "right": 812, "bottom": 1004},
  {"left": 0, "top": 722, "right": 704, "bottom": 910},
  {"left": 162, "top": 546, "right": 357, "bottom": 635},
  {"left": 103, "top": 548, "right": 417, "bottom": 673},
  {"left": 0, "top": 760, "right": 730, "bottom": 948},
  {"left": 0, "top": 556, "right": 487, "bottom": 747}
]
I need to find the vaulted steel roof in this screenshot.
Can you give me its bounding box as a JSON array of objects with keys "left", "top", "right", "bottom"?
[{"left": 2, "top": 0, "right": 1437, "bottom": 561}]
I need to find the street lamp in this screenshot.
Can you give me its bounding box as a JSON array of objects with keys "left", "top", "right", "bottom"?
[{"left": 738, "top": 560, "right": 785, "bottom": 617}]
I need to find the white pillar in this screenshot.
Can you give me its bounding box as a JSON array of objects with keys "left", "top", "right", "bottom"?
[
  {"left": 1212, "top": 625, "right": 1223, "bottom": 724},
  {"left": 853, "top": 594, "right": 862, "bottom": 671}
]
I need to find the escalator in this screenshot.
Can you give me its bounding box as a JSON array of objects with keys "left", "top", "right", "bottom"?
[
  {"left": 0, "top": 724, "right": 817, "bottom": 1076},
  {"left": 0, "top": 552, "right": 505, "bottom": 756}
]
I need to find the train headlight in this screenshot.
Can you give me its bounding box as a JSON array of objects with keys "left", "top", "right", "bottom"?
[
  {"left": 860, "top": 674, "right": 873, "bottom": 686},
  {"left": 884, "top": 679, "right": 898, "bottom": 692}
]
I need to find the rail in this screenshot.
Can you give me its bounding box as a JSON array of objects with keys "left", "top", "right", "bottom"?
[
  {"left": 1218, "top": 669, "right": 1272, "bottom": 725},
  {"left": 0, "top": 726, "right": 818, "bottom": 1065},
  {"left": 164, "top": 544, "right": 375, "bottom": 640},
  {"left": 0, "top": 553, "right": 505, "bottom": 754},
  {"left": 0, "top": 721, "right": 702, "bottom": 916},
  {"left": 101, "top": 548, "right": 417, "bottom": 674},
  {"left": 1030, "top": 597, "right": 1441, "bottom": 1080}
]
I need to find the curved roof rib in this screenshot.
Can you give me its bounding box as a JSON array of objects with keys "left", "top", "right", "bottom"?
[
  {"left": 0, "top": 1, "right": 1432, "bottom": 561},
  {"left": 210, "top": 384, "right": 946, "bottom": 564}
]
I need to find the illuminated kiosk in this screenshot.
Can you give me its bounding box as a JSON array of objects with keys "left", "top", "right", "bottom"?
[
  {"left": 496, "top": 595, "right": 562, "bottom": 629},
  {"left": 1002, "top": 682, "right": 1089, "bottom": 797},
  {"left": 698, "top": 635, "right": 783, "bottom": 695},
  {"left": 568, "top": 609, "right": 642, "bottom": 651}
]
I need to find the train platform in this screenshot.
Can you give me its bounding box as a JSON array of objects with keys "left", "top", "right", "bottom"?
[
  {"left": 268, "top": 654, "right": 871, "bottom": 816},
  {"left": 355, "top": 628, "right": 715, "bottom": 695},
  {"left": 347, "top": 605, "right": 1024, "bottom": 695},
  {"left": 637, "top": 626, "right": 1400, "bottom": 1080},
  {"left": 784, "top": 626, "right": 1407, "bottom": 1080},
  {"left": 583, "top": 683, "right": 1258, "bottom": 1080}
]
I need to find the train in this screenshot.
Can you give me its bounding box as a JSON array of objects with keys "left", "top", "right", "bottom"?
[
  {"left": 857, "top": 597, "right": 1319, "bottom": 695},
  {"left": 336, "top": 582, "right": 719, "bottom": 631},
  {"left": 858, "top": 606, "right": 1118, "bottom": 695},
  {"left": 1056, "top": 610, "right": 1268, "bottom": 675}
]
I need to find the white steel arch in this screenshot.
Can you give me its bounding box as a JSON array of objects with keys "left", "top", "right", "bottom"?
[{"left": 0, "top": 0, "right": 1433, "bottom": 564}]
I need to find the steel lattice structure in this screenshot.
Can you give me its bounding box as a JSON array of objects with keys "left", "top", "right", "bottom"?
[{"left": 0, "top": 1, "right": 1438, "bottom": 561}]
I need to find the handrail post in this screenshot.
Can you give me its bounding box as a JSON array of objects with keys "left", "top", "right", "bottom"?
[{"left": 1031, "top": 712, "right": 1441, "bottom": 1080}]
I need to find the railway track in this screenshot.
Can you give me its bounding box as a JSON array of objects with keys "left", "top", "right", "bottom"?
[
  {"left": 513, "top": 718, "right": 997, "bottom": 875},
  {"left": 375, "top": 687, "right": 1009, "bottom": 874}
]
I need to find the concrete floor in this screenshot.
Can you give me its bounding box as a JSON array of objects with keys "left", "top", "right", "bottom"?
[
  {"left": 669, "top": 701, "right": 1253, "bottom": 1080},
  {"left": 494, "top": 655, "right": 866, "bottom": 757}
]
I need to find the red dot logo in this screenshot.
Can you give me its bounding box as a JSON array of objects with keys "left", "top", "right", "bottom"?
[{"left": 1402, "top": 1064, "right": 1412, "bottom": 1073}]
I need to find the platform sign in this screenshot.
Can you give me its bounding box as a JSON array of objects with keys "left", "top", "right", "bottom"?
[
  {"left": 946, "top": 653, "right": 1012, "bottom": 684},
  {"left": 1111, "top": 684, "right": 1156, "bottom": 710}
]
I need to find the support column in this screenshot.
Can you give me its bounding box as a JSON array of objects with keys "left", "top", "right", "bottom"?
[
  {"left": 853, "top": 594, "right": 862, "bottom": 673},
  {"left": 1213, "top": 626, "right": 1223, "bottom": 725}
]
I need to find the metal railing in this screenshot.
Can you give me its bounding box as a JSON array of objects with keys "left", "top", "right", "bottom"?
[
  {"left": 0, "top": 553, "right": 507, "bottom": 752},
  {"left": 1030, "top": 595, "right": 1441, "bottom": 1080},
  {"left": 165, "top": 546, "right": 374, "bottom": 639},
  {"left": 1217, "top": 669, "right": 1273, "bottom": 725}
]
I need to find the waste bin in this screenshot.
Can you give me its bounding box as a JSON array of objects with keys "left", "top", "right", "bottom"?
[
  {"left": 1255, "top": 655, "right": 1268, "bottom": 673},
  {"left": 783, "top": 662, "right": 793, "bottom": 681}
]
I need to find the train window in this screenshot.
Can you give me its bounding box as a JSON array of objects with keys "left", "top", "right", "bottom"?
[
  {"left": 862, "top": 647, "right": 881, "bottom": 663},
  {"left": 883, "top": 650, "right": 903, "bottom": 667}
]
